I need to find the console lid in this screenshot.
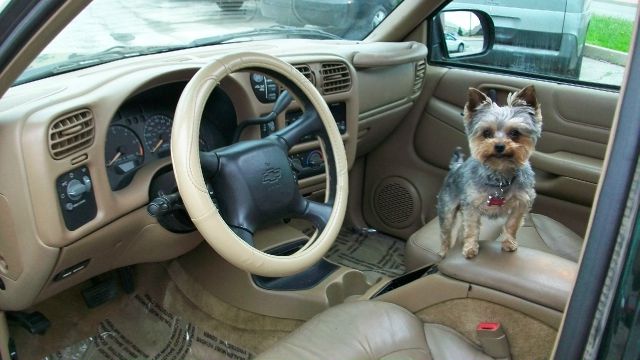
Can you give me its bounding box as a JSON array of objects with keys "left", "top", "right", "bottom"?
[{"left": 439, "top": 242, "right": 577, "bottom": 311}]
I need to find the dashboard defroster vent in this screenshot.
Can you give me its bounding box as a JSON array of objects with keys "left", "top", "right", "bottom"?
[
  {"left": 413, "top": 60, "right": 426, "bottom": 94},
  {"left": 320, "top": 62, "right": 351, "bottom": 95},
  {"left": 294, "top": 64, "right": 315, "bottom": 85},
  {"left": 49, "top": 109, "right": 95, "bottom": 159}
]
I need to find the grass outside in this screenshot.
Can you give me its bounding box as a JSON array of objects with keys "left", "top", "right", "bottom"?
[{"left": 586, "top": 15, "right": 633, "bottom": 53}]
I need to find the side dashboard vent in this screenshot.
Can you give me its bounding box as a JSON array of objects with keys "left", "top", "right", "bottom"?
[
  {"left": 413, "top": 60, "right": 426, "bottom": 94},
  {"left": 49, "top": 109, "right": 95, "bottom": 159},
  {"left": 294, "top": 64, "right": 315, "bottom": 85},
  {"left": 320, "top": 62, "right": 351, "bottom": 95}
]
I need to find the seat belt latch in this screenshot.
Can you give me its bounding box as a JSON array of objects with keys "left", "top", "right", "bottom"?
[{"left": 476, "top": 322, "right": 510, "bottom": 359}]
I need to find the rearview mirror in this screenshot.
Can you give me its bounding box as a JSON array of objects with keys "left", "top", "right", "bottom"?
[{"left": 433, "top": 10, "right": 494, "bottom": 59}]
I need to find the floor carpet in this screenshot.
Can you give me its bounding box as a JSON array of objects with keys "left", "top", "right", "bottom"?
[
  {"left": 41, "top": 292, "right": 253, "bottom": 360},
  {"left": 12, "top": 263, "right": 300, "bottom": 360},
  {"left": 13, "top": 227, "right": 406, "bottom": 359}
]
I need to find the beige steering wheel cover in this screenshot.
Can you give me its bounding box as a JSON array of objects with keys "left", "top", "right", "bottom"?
[{"left": 171, "top": 52, "right": 348, "bottom": 277}]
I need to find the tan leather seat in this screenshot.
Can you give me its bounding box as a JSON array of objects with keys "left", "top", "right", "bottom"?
[
  {"left": 257, "top": 300, "right": 493, "bottom": 360},
  {"left": 406, "top": 213, "right": 583, "bottom": 271}
]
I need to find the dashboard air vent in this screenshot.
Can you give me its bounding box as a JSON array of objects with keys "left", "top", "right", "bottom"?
[
  {"left": 49, "top": 109, "right": 95, "bottom": 159},
  {"left": 294, "top": 64, "right": 315, "bottom": 85},
  {"left": 320, "top": 62, "right": 351, "bottom": 95},
  {"left": 413, "top": 60, "right": 426, "bottom": 94}
]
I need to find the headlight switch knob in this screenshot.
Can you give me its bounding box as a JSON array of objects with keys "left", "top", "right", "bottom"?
[{"left": 66, "top": 176, "right": 92, "bottom": 201}]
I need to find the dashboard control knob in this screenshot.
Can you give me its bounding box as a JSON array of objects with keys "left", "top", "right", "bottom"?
[{"left": 66, "top": 176, "right": 92, "bottom": 201}]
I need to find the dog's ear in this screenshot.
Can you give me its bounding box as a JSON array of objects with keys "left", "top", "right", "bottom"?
[
  {"left": 509, "top": 85, "right": 538, "bottom": 108},
  {"left": 509, "top": 85, "right": 542, "bottom": 125},
  {"left": 464, "top": 87, "right": 492, "bottom": 122}
]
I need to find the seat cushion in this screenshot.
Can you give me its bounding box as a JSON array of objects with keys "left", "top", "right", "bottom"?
[
  {"left": 439, "top": 242, "right": 577, "bottom": 311},
  {"left": 256, "top": 301, "right": 430, "bottom": 359},
  {"left": 406, "top": 213, "right": 583, "bottom": 271},
  {"left": 256, "top": 301, "right": 491, "bottom": 360}
]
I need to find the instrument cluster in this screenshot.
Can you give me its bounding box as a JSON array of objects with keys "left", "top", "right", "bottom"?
[{"left": 105, "top": 82, "right": 237, "bottom": 190}]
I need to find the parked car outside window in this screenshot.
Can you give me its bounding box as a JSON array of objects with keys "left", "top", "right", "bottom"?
[
  {"left": 445, "top": 32, "right": 465, "bottom": 53},
  {"left": 442, "top": 0, "right": 592, "bottom": 80},
  {"left": 260, "top": 0, "right": 403, "bottom": 39}
]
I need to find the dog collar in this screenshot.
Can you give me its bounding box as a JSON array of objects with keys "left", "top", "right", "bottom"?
[
  {"left": 485, "top": 175, "right": 515, "bottom": 188},
  {"left": 487, "top": 192, "right": 506, "bottom": 206},
  {"left": 485, "top": 175, "right": 515, "bottom": 206}
]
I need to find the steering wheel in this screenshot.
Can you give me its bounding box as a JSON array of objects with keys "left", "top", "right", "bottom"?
[{"left": 171, "top": 52, "right": 348, "bottom": 277}]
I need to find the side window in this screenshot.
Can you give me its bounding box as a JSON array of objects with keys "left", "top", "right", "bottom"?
[{"left": 430, "top": 0, "right": 637, "bottom": 87}]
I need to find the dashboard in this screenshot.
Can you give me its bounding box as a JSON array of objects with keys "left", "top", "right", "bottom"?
[
  {"left": 104, "top": 82, "right": 236, "bottom": 191},
  {"left": 96, "top": 76, "right": 348, "bottom": 234},
  {"left": 0, "top": 39, "right": 427, "bottom": 310}
]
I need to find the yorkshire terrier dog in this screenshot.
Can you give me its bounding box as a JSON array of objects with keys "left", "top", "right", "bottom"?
[{"left": 437, "top": 85, "right": 542, "bottom": 259}]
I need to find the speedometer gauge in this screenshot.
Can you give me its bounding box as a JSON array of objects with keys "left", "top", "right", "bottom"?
[
  {"left": 144, "top": 114, "right": 172, "bottom": 155},
  {"left": 105, "top": 125, "right": 144, "bottom": 190},
  {"left": 105, "top": 125, "right": 144, "bottom": 170}
]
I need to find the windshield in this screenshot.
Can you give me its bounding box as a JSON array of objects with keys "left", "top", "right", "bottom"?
[{"left": 17, "top": 0, "right": 402, "bottom": 84}]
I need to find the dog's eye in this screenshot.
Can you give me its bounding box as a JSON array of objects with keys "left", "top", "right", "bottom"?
[
  {"left": 509, "top": 129, "right": 520, "bottom": 139},
  {"left": 482, "top": 129, "right": 493, "bottom": 138}
]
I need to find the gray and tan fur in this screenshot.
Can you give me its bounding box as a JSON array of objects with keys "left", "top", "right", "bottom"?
[{"left": 437, "top": 85, "right": 542, "bottom": 259}]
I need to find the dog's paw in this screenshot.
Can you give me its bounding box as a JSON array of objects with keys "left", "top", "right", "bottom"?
[
  {"left": 462, "top": 242, "right": 479, "bottom": 259},
  {"left": 438, "top": 244, "right": 449, "bottom": 258},
  {"left": 502, "top": 238, "right": 518, "bottom": 252}
]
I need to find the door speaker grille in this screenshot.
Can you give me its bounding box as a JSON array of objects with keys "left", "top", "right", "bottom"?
[{"left": 373, "top": 177, "right": 420, "bottom": 228}]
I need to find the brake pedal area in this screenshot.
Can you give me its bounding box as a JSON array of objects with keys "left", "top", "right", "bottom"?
[
  {"left": 6, "top": 311, "right": 50, "bottom": 335},
  {"left": 82, "top": 266, "right": 136, "bottom": 308}
]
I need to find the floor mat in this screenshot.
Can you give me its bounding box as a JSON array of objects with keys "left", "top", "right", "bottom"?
[
  {"left": 325, "top": 228, "right": 406, "bottom": 282},
  {"left": 42, "top": 292, "right": 252, "bottom": 360},
  {"left": 13, "top": 263, "right": 298, "bottom": 360}
]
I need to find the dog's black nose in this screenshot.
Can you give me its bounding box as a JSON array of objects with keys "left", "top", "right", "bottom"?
[{"left": 494, "top": 144, "right": 505, "bottom": 153}]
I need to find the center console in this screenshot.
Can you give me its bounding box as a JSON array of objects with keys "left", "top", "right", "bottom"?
[
  {"left": 177, "top": 223, "right": 371, "bottom": 320},
  {"left": 358, "top": 242, "right": 577, "bottom": 332}
]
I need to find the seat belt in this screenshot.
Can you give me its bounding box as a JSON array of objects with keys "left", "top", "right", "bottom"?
[{"left": 476, "top": 322, "right": 511, "bottom": 359}]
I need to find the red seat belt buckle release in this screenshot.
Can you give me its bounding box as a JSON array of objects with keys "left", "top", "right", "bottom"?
[{"left": 476, "top": 322, "right": 510, "bottom": 359}]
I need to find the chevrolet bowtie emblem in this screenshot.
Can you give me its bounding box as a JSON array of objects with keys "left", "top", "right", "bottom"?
[{"left": 262, "top": 168, "right": 282, "bottom": 184}]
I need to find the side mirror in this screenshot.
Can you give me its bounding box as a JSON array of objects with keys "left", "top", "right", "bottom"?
[{"left": 431, "top": 10, "right": 495, "bottom": 59}]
